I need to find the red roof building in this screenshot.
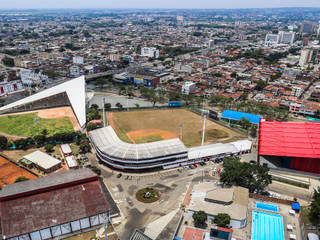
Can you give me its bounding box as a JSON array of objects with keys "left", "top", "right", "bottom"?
[
  {"left": 258, "top": 120, "right": 320, "bottom": 174},
  {"left": 0, "top": 168, "right": 109, "bottom": 239}
]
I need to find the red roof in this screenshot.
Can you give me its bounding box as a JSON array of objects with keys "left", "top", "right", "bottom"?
[
  {"left": 258, "top": 121, "right": 320, "bottom": 159},
  {"left": 0, "top": 169, "right": 109, "bottom": 238},
  {"left": 183, "top": 227, "right": 204, "bottom": 240}
]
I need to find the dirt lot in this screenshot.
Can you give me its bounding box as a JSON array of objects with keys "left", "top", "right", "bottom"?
[
  {"left": 0, "top": 155, "right": 37, "bottom": 188},
  {"left": 110, "top": 109, "right": 244, "bottom": 147}
]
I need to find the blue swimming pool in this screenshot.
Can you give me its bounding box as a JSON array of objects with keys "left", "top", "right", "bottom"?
[
  {"left": 251, "top": 210, "right": 284, "bottom": 240},
  {"left": 256, "top": 202, "right": 279, "bottom": 212}
]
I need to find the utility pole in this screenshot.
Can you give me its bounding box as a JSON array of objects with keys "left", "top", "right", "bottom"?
[
  {"left": 179, "top": 123, "right": 183, "bottom": 141},
  {"left": 103, "top": 97, "right": 106, "bottom": 128}
]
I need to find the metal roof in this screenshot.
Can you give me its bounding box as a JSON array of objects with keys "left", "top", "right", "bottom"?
[
  {"left": 23, "top": 150, "right": 61, "bottom": 170},
  {"left": 0, "top": 76, "right": 86, "bottom": 127},
  {"left": 221, "top": 110, "right": 263, "bottom": 125},
  {"left": 130, "top": 229, "right": 153, "bottom": 240},
  {"left": 0, "top": 169, "right": 109, "bottom": 238},
  {"left": 0, "top": 168, "right": 96, "bottom": 199},
  {"left": 89, "top": 126, "right": 187, "bottom": 160}
]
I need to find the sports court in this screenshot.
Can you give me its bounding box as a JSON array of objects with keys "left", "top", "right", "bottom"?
[{"left": 0, "top": 156, "right": 37, "bottom": 188}]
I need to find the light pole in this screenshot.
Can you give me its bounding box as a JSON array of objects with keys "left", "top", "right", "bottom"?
[
  {"left": 201, "top": 109, "right": 209, "bottom": 146},
  {"left": 103, "top": 97, "right": 106, "bottom": 128},
  {"left": 179, "top": 123, "right": 183, "bottom": 141}
]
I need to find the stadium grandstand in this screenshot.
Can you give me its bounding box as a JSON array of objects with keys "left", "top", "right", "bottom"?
[
  {"left": 89, "top": 126, "right": 252, "bottom": 172},
  {"left": 221, "top": 110, "right": 263, "bottom": 125},
  {"left": 0, "top": 76, "right": 86, "bottom": 128},
  {"left": 258, "top": 120, "right": 320, "bottom": 174}
]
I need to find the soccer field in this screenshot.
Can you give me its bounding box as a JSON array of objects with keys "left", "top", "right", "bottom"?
[
  {"left": 0, "top": 112, "right": 74, "bottom": 137},
  {"left": 110, "top": 109, "right": 244, "bottom": 147}
]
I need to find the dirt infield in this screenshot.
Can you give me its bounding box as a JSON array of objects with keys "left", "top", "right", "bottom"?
[
  {"left": 127, "top": 129, "right": 178, "bottom": 143},
  {"left": 36, "top": 107, "right": 80, "bottom": 131},
  {"left": 109, "top": 109, "right": 245, "bottom": 147},
  {"left": 0, "top": 156, "right": 37, "bottom": 188}
]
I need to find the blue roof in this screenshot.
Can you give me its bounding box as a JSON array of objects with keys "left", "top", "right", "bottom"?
[
  {"left": 292, "top": 202, "right": 300, "bottom": 210},
  {"left": 221, "top": 110, "right": 263, "bottom": 124}
]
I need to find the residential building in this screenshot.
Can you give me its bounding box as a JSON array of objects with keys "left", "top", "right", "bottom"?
[
  {"left": 182, "top": 81, "right": 196, "bottom": 95},
  {"left": 141, "top": 47, "right": 159, "bottom": 59},
  {"left": 20, "top": 70, "right": 49, "bottom": 85},
  {"left": 278, "top": 31, "right": 295, "bottom": 45},
  {"left": 299, "top": 49, "right": 313, "bottom": 67}
]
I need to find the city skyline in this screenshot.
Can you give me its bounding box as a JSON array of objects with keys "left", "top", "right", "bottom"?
[{"left": 1, "top": 0, "right": 320, "bottom": 9}]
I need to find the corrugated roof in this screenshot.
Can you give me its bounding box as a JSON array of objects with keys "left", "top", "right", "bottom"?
[
  {"left": 89, "top": 126, "right": 187, "bottom": 160},
  {"left": 130, "top": 229, "right": 153, "bottom": 240},
  {"left": 0, "top": 169, "right": 109, "bottom": 238},
  {"left": 23, "top": 150, "right": 61, "bottom": 170},
  {"left": 258, "top": 121, "right": 320, "bottom": 158}
]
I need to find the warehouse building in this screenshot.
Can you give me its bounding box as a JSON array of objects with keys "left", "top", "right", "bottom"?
[
  {"left": 258, "top": 120, "right": 320, "bottom": 174},
  {"left": 0, "top": 169, "right": 110, "bottom": 240}
]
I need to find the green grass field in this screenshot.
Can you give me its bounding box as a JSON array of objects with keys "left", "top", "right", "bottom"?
[
  {"left": 135, "top": 135, "right": 163, "bottom": 144},
  {"left": 0, "top": 113, "right": 74, "bottom": 137}
]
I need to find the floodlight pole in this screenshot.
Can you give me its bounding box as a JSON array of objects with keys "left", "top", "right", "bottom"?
[
  {"left": 103, "top": 97, "right": 106, "bottom": 128},
  {"left": 201, "top": 113, "right": 206, "bottom": 146}
]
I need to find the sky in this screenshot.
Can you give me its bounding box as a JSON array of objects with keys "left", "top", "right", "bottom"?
[{"left": 1, "top": 0, "right": 320, "bottom": 9}]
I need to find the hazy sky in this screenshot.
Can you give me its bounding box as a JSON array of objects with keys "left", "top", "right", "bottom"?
[{"left": 1, "top": 0, "right": 320, "bottom": 9}]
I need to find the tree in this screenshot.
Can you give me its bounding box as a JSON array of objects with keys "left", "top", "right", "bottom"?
[
  {"left": 115, "top": 102, "right": 123, "bottom": 109},
  {"left": 87, "top": 122, "right": 98, "bottom": 131},
  {"left": 238, "top": 117, "right": 251, "bottom": 130},
  {"left": 0, "top": 136, "right": 8, "bottom": 150},
  {"left": 309, "top": 187, "right": 320, "bottom": 226},
  {"left": 220, "top": 157, "right": 272, "bottom": 193},
  {"left": 254, "top": 80, "right": 267, "bottom": 91},
  {"left": 15, "top": 176, "right": 29, "bottom": 183},
  {"left": 214, "top": 213, "right": 231, "bottom": 227},
  {"left": 44, "top": 144, "right": 54, "bottom": 153},
  {"left": 135, "top": 103, "right": 140, "bottom": 108},
  {"left": 192, "top": 211, "right": 207, "bottom": 227},
  {"left": 41, "top": 129, "right": 48, "bottom": 136},
  {"left": 250, "top": 125, "right": 258, "bottom": 138},
  {"left": 79, "top": 139, "right": 91, "bottom": 153},
  {"left": 94, "top": 78, "right": 107, "bottom": 89},
  {"left": 104, "top": 103, "right": 111, "bottom": 111},
  {"left": 91, "top": 166, "right": 101, "bottom": 175},
  {"left": 152, "top": 95, "right": 159, "bottom": 107}
]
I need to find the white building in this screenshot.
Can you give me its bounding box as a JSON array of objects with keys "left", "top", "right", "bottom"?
[
  {"left": 20, "top": 70, "right": 49, "bottom": 85},
  {"left": 174, "top": 63, "right": 192, "bottom": 74},
  {"left": 299, "top": 49, "right": 313, "bottom": 67},
  {"left": 265, "top": 34, "right": 279, "bottom": 47},
  {"left": 278, "top": 31, "right": 295, "bottom": 45},
  {"left": 208, "top": 40, "right": 215, "bottom": 48},
  {"left": 141, "top": 47, "right": 159, "bottom": 59},
  {"left": 291, "top": 86, "right": 304, "bottom": 97},
  {"left": 73, "top": 56, "right": 84, "bottom": 65},
  {"left": 181, "top": 81, "right": 196, "bottom": 95},
  {"left": 0, "top": 80, "right": 24, "bottom": 98}
]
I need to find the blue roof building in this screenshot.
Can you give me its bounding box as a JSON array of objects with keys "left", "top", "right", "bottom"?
[{"left": 221, "top": 110, "right": 263, "bottom": 125}]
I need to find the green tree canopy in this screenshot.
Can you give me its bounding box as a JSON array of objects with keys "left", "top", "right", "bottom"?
[
  {"left": 192, "top": 210, "right": 207, "bottom": 227},
  {"left": 214, "top": 213, "right": 231, "bottom": 227},
  {"left": 0, "top": 136, "right": 8, "bottom": 150},
  {"left": 15, "top": 176, "right": 29, "bottom": 183},
  {"left": 309, "top": 187, "right": 320, "bottom": 226},
  {"left": 44, "top": 144, "right": 54, "bottom": 153},
  {"left": 220, "top": 157, "right": 272, "bottom": 193}
]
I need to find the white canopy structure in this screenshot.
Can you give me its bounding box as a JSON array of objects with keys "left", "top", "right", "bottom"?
[{"left": 0, "top": 76, "right": 86, "bottom": 127}]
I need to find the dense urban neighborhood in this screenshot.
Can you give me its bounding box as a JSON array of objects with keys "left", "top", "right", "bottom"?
[{"left": 0, "top": 7, "right": 320, "bottom": 240}]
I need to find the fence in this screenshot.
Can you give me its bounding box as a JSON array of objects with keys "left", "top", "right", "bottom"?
[{"left": 249, "top": 193, "right": 295, "bottom": 205}]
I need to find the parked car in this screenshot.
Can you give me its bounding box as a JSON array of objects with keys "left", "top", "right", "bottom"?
[
  {"left": 193, "top": 164, "right": 198, "bottom": 168},
  {"left": 183, "top": 166, "right": 189, "bottom": 170},
  {"left": 125, "top": 175, "right": 129, "bottom": 180},
  {"left": 117, "top": 173, "right": 122, "bottom": 178},
  {"left": 190, "top": 165, "right": 195, "bottom": 169}
]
